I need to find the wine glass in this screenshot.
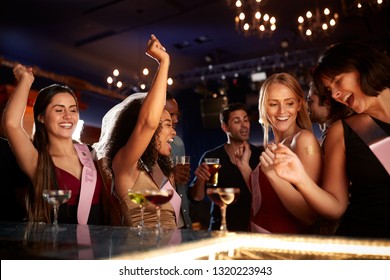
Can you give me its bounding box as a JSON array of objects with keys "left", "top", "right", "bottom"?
[
  {"left": 42, "top": 189, "right": 72, "bottom": 226},
  {"left": 206, "top": 187, "right": 240, "bottom": 232},
  {"left": 144, "top": 188, "right": 174, "bottom": 233},
  {"left": 127, "top": 190, "right": 147, "bottom": 230}
]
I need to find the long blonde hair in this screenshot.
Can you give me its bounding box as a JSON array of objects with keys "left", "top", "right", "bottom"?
[{"left": 258, "top": 73, "right": 312, "bottom": 146}]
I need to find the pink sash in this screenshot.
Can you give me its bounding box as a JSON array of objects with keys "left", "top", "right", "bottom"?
[
  {"left": 370, "top": 139, "right": 390, "bottom": 174},
  {"left": 250, "top": 165, "right": 262, "bottom": 216},
  {"left": 76, "top": 224, "right": 94, "bottom": 259},
  {"left": 250, "top": 165, "right": 272, "bottom": 233},
  {"left": 345, "top": 114, "right": 390, "bottom": 175},
  {"left": 74, "top": 144, "right": 97, "bottom": 225},
  {"left": 251, "top": 222, "right": 271, "bottom": 234},
  {"left": 161, "top": 180, "right": 182, "bottom": 226},
  {"left": 151, "top": 164, "right": 182, "bottom": 226},
  {"left": 167, "top": 228, "right": 182, "bottom": 245}
]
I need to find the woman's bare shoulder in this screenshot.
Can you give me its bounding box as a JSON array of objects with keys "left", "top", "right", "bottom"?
[
  {"left": 293, "top": 129, "right": 322, "bottom": 157},
  {"left": 295, "top": 129, "right": 319, "bottom": 145}
]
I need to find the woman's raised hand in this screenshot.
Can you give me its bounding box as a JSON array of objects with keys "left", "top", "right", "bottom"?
[
  {"left": 234, "top": 141, "right": 251, "bottom": 168},
  {"left": 145, "top": 34, "right": 169, "bottom": 64},
  {"left": 13, "top": 64, "right": 34, "bottom": 83},
  {"left": 260, "top": 143, "right": 277, "bottom": 176},
  {"left": 273, "top": 143, "right": 307, "bottom": 186}
]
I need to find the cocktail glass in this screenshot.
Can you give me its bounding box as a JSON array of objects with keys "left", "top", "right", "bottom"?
[
  {"left": 128, "top": 190, "right": 147, "bottom": 230},
  {"left": 144, "top": 188, "right": 174, "bottom": 233},
  {"left": 42, "top": 189, "right": 72, "bottom": 226},
  {"left": 206, "top": 187, "right": 240, "bottom": 232}
]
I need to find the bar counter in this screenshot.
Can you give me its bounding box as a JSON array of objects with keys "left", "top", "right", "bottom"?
[{"left": 1, "top": 222, "right": 389, "bottom": 260}]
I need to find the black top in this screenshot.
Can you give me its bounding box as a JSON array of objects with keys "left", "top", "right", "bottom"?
[
  {"left": 337, "top": 118, "right": 390, "bottom": 238},
  {"left": 193, "top": 143, "right": 262, "bottom": 232},
  {"left": 0, "top": 137, "right": 30, "bottom": 222}
]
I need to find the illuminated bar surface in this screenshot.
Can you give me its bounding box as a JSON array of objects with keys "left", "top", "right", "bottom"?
[{"left": 1, "top": 222, "right": 389, "bottom": 260}]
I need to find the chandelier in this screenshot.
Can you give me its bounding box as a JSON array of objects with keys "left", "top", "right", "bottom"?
[
  {"left": 297, "top": 2, "right": 339, "bottom": 40},
  {"left": 232, "top": 0, "right": 276, "bottom": 38},
  {"left": 341, "top": 0, "right": 389, "bottom": 16}
]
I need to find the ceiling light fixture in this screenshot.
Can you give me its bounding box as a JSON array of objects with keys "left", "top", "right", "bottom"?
[
  {"left": 231, "top": 0, "right": 276, "bottom": 38},
  {"left": 107, "top": 68, "right": 173, "bottom": 96},
  {"left": 297, "top": 1, "right": 339, "bottom": 40},
  {"left": 107, "top": 69, "right": 123, "bottom": 89},
  {"left": 341, "top": 0, "right": 388, "bottom": 16}
]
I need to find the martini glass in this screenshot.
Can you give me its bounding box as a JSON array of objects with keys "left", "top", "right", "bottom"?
[
  {"left": 42, "top": 189, "right": 72, "bottom": 226},
  {"left": 128, "top": 190, "right": 147, "bottom": 230},
  {"left": 206, "top": 187, "right": 240, "bottom": 232},
  {"left": 144, "top": 188, "right": 174, "bottom": 233}
]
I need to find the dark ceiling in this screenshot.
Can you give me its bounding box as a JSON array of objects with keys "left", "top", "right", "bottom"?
[{"left": 1, "top": 0, "right": 389, "bottom": 96}]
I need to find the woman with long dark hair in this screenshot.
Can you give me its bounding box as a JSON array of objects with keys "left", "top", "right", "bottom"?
[
  {"left": 3, "top": 69, "right": 112, "bottom": 224},
  {"left": 93, "top": 35, "right": 179, "bottom": 228},
  {"left": 273, "top": 41, "right": 390, "bottom": 238}
]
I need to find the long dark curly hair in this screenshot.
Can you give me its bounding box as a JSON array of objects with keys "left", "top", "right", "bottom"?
[{"left": 104, "top": 96, "right": 173, "bottom": 179}]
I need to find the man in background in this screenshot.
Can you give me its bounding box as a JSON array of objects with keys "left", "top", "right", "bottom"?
[
  {"left": 306, "top": 83, "right": 352, "bottom": 234},
  {"left": 189, "top": 103, "right": 262, "bottom": 231},
  {"left": 306, "top": 82, "right": 352, "bottom": 144},
  {"left": 165, "top": 92, "right": 192, "bottom": 229}
]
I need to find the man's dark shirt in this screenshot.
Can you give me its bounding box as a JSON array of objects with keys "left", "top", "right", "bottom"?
[{"left": 191, "top": 143, "right": 262, "bottom": 231}]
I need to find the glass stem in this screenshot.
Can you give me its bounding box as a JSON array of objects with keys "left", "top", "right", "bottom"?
[
  {"left": 139, "top": 205, "right": 145, "bottom": 228},
  {"left": 220, "top": 204, "right": 227, "bottom": 231},
  {"left": 156, "top": 206, "right": 161, "bottom": 233},
  {"left": 53, "top": 205, "right": 59, "bottom": 226}
]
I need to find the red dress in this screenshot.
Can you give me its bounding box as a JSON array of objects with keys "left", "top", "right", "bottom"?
[
  {"left": 250, "top": 166, "right": 308, "bottom": 234},
  {"left": 55, "top": 164, "right": 104, "bottom": 225}
]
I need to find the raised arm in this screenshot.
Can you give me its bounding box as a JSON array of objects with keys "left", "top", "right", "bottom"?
[
  {"left": 234, "top": 141, "right": 253, "bottom": 188},
  {"left": 112, "top": 35, "right": 170, "bottom": 183},
  {"left": 2, "top": 64, "right": 38, "bottom": 180}
]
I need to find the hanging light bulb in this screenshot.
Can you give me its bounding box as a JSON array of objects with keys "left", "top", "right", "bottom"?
[
  {"left": 297, "top": 1, "right": 339, "bottom": 40},
  {"left": 341, "top": 0, "right": 388, "bottom": 16},
  {"left": 231, "top": 0, "right": 276, "bottom": 38}
]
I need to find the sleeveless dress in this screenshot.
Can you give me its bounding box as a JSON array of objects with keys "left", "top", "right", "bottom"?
[
  {"left": 250, "top": 166, "right": 309, "bottom": 234},
  {"left": 336, "top": 118, "right": 390, "bottom": 238},
  {"left": 120, "top": 170, "right": 177, "bottom": 229},
  {"left": 55, "top": 164, "right": 104, "bottom": 225}
]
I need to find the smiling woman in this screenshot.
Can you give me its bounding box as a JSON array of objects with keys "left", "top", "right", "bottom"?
[
  {"left": 273, "top": 41, "right": 390, "bottom": 238},
  {"left": 92, "top": 35, "right": 181, "bottom": 229},
  {"left": 239, "top": 72, "right": 323, "bottom": 234},
  {"left": 2, "top": 65, "right": 117, "bottom": 225}
]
